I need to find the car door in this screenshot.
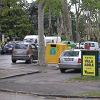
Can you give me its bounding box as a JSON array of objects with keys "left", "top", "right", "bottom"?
[{"left": 31, "top": 44, "right": 38, "bottom": 60}]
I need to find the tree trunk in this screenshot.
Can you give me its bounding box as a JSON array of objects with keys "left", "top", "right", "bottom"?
[
  {"left": 76, "top": 16, "right": 81, "bottom": 42},
  {"left": 57, "top": 17, "right": 61, "bottom": 37},
  {"left": 61, "top": 0, "right": 71, "bottom": 40},
  {"left": 48, "top": 3, "right": 52, "bottom": 35},
  {"left": 74, "top": 0, "right": 81, "bottom": 42},
  {"left": 38, "top": 1, "right": 46, "bottom": 72}
]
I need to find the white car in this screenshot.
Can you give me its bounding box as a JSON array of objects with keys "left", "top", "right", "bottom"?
[
  {"left": 84, "top": 41, "right": 99, "bottom": 50},
  {"left": 76, "top": 42, "right": 85, "bottom": 49},
  {"left": 58, "top": 49, "right": 81, "bottom": 73}
]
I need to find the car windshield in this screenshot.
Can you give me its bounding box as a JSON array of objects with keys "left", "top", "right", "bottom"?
[
  {"left": 62, "top": 51, "right": 79, "bottom": 57},
  {"left": 80, "top": 42, "right": 84, "bottom": 45},
  {"left": 5, "top": 44, "right": 14, "bottom": 48},
  {"left": 15, "top": 44, "right": 28, "bottom": 49}
]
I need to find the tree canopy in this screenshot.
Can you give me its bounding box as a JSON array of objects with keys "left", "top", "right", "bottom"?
[{"left": 0, "top": 0, "right": 32, "bottom": 40}]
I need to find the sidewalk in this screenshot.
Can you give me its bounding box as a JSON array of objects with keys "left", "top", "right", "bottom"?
[
  {"left": 0, "top": 67, "right": 40, "bottom": 79},
  {"left": 0, "top": 65, "right": 99, "bottom": 99}
]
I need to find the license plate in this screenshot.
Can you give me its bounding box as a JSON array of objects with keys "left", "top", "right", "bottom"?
[
  {"left": 64, "top": 58, "right": 73, "bottom": 61},
  {"left": 17, "top": 51, "right": 24, "bottom": 54}
]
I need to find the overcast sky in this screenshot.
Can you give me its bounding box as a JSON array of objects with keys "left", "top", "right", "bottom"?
[
  {"left": 27, "top": 0, "right": 75, "bottom": 12},
  {"left": 27, "top": 0, "right": 35, "bottom": 3}
]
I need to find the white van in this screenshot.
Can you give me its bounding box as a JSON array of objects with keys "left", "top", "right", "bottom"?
[
  {"left": 45, "top": 36, "right": 61, "bottom": 44},
  {"left": 24, "top": 35, "right": 38, "bottom": 44},
  {"left": 24, "top": 35, "right": 46, "bottom": 44},
  {"left": 24, "top": 35, "right": 61, "bottom": 46}
]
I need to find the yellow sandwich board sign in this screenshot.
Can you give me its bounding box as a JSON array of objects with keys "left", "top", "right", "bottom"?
[{"left": 81, "top": 50, "right": 98, "bottom": 76}]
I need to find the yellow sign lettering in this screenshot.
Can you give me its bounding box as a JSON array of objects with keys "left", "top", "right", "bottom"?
[{"left": 83, "top": 55, "right": 95, "bottom": 76}]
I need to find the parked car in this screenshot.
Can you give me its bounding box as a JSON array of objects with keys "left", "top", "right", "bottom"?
[
  {"left": 0, "top": 45, "right": 2, "bottom": 54},
  {"left": 23, "top": 35, "right": 46, "bottom": 46},
  {"left": 11, "top": 42, "right": 38, "bottom": 63},
  {"left": 1, "top": 42, "right": 15, "bottom": 54},
  {"left": 76, "top": 42, "right": 85, "bottom": 49},
  {"left": 98, "top": 51, "right": 100, "bottom": 68},
  {"left": 45, "top": 36, "right": 61, "bottom": 44},
  {"left": 84, "top": 41, "right": 99, "bottom": 50},
  {"left": 58, "top": 49, "right": 81, "bottom": 73},
  {"left": 58, "top": 49, "right": 100, "bottom": 73}
]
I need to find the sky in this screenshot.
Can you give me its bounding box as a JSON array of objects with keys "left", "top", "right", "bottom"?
[
  {"left": 27, "top": 0, "right": 35, "bottom": 3},
  {"left": 27, "top": 0, "right": 75, "bottom": 12}
]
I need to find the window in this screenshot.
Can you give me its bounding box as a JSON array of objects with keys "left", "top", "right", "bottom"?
[
  {"left": 15, "top": 44, "right": 28, "bottom": 49},
  {"left": 31, "top": 45, "right": 36, "bottom": 49},
  {"left": 90, "top": 43, "right": 95, "bottom": 47},
  {"left": 63, "top": 51, "right": 79, "bottom": 57}
]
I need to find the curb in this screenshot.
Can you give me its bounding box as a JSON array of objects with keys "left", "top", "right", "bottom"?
[
  {"left": 0, "top": 88, "right": 100, "bottom": 99},
  {"left": 0, "top": 70, "right": 40, "bottom": 80}
]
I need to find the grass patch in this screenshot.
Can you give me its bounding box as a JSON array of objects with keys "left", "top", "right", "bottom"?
[
  {"left": 69, "top": 71, "right": 100, "bottom": 81},
  {"left": 79, "top": 91, "right": 100, "bottom": 97},
  {"left": 73, "top": 75, "right": 100, "bottom": 81}
]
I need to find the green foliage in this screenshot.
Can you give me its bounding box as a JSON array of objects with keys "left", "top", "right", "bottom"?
[
  {"left": 78, "top": 15, "right": 85, "bottom": 35},
  {"left": 44, "top": 0, "right": 61, "bottom": 17},
  {"left": 61, "top": 35, "right": 67, "bottom": 41},
  {"left": 0, "top": 0, "right": 32, "bottom": 39},
  {"left": 70, "top": 73, "right": 100, "bottom": 81},
  {"left": 80, "top": 91, "right": 100, "bottom": 97},
  {"left": 82, "top": 0, "right": 100, "bottom": 10},
  {"left": 36, "top": 0, "right": 62, "bottom": 35}
]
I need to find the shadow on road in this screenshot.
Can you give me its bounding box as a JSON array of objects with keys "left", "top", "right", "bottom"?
[{"left": 64, "top": 69, "right": 81, "bottom": 74}]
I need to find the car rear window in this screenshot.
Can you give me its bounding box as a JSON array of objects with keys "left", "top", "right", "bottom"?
[
  {"left": 62, "top": 51, "right": 79, "bottom": 57},
  {"left": 5, "top": 44, "right": 14, "bottom": 48},
  {"left": 90, "top": 43, "right": 95, "bottom": 47},
  {"left": 85, "top": 43, "right": 95, "bottom": 47},
  {"left": 15, "top": 44, "right": 28, "bottom": 49}
]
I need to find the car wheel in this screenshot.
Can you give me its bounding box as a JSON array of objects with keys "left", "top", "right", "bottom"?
[
  {"left": 60, "top": 68, "right": 66, "bottom": 73},
  {"left": 1, "top": 50, "right": 4, "bottom": 55},
  {"left": 12, "top": 59, "right": 16, "bottom": 63}
]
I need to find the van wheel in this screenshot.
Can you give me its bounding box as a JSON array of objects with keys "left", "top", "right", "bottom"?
[
  {"left": 60, "top": 68, "right": 65, "bottom": 73},
  {"left": 12, "top": 59, "right": 16, "bottom": 63}
]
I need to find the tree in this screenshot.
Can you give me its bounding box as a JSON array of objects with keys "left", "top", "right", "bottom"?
[
  {"left": 0, "top": 0, "right": 32, "bottom": 40},
  {"left": 29, "top": 1, "right": 38, "bottom": 34},
  {"left": 82, "top": 0, "right": 100, "bottom": 41},
  {"left": 70, "top": 0, "right": 82, "bottom": 42},
  {"left": 37, "top": 0, "right": 46, "bottom": 72},
  {"left": 44, "top": 0, "right": 61, "bottom": 35}
]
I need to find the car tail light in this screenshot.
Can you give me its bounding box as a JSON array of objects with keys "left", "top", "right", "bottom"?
[{"left": 77, "top": 58, "right": 81, "bottom": 63}]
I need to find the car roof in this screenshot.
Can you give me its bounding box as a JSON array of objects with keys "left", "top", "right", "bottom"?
[
  {"left": 64, "top": 49, "right": 82, "bottom": 52},
  {"left": 15, "top": 41, "right": 29, "bottom": 44},
  {"left": 84, "top": 41, "right": 98, "bottom": 43}
]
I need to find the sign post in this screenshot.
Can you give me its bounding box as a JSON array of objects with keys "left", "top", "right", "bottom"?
[{"left": 81, "top": 50, "right": 99, "bottom": 76}]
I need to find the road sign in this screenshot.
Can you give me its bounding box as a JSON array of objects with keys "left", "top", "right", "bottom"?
[{"left": 81, "top": 50, "right": 99, "bottom": 76}]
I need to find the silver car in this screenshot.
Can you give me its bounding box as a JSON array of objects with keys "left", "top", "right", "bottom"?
[
  {"left": 0, "top": 45, "right": 2, "bottom": 54},
  {"left": 58, "top": 49, "right": 81, "bottom": 73},
  {"left": 11, "top": 42, "right": 38, "bottom": 64}
]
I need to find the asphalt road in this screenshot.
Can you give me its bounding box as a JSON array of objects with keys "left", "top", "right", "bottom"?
[
  {"left": 0, "top": 91, "right": 97, "bottom": 100},
  {"left": 0, "top": 91, "right": 67, "bottom": 100},
  {"left": 0, "top": 55, "right": 100, "bottom": 100}
]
